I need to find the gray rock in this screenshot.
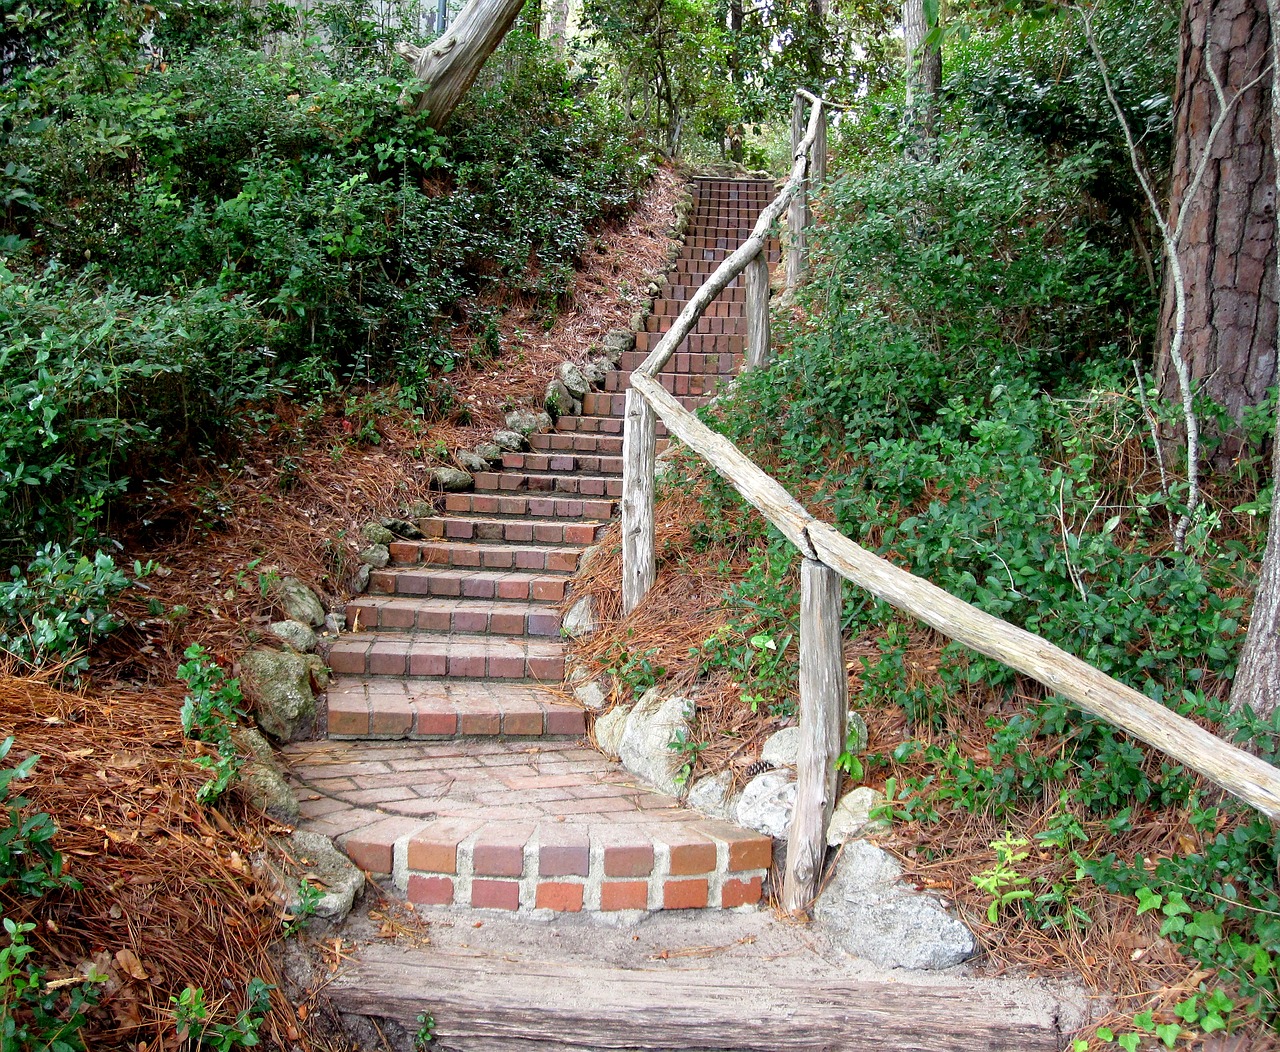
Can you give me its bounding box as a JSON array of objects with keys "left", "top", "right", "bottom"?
[
  {"left": 827, "top": 786, "right": 889, "bottom": 845},
  {"left": 619, "top": 689, "right": 693, "bottom": 796},
  {"left": 581, "top": 359, "right": 610, "bottom": 387},
  {"left": 847, "top": 710, "right": 869, "bottom": 754},
  {"left": 233, "top": 727, "right": 299, "bottom": 823},
  {"left": 240, "top": 648, "right": 327, "bottom": 742},
  {"left": 558, "top": 361, "right": 590, "bottom": 399},
  {"left": 474, "top": 442, "right": 504, "bottom": 463},
  {"left": 545, "top": 379, "right": 574, "bottom": 419},
  {"left": 573, "top": 680, "right": 608, "bottom": 712},
  {"left": 814, "top": 840, "right": 977, "bottom": 970},
  {"left": 456, "top": 450, "right": 490, "bottom": 473},
  {"left": 603, "top": 328, "right": 635, "bottom": 354},
  {"left": 277, "top": 577, "right": 325, "bottom": 627},
  {"left": 760, "top": 726, "right": 801, "bottom": 769},
  {"left": 324, "top": 612, "right": 346, "bottom": 636},
  {"left": 595, "top": 705, "right": 631, "bottom": 758},
  {"left": 735, "top": 771, "right": 796, "bottom": 839},
  {"left": 358, "top": 544, "right": 390, "bottom": 568},
  {"left": 564, "top": 655, "right": 592, "bottom": 688},
  {"left": 401, "top": 501, "right": 433, "bottom": 520},
  {"left": 429, "top": 466, "right": 472, "bottom": 491},
  {"left": 578, "top": 544, "right": 600, "bottom": 573},
  {"left": 269, "top": 619, "right": 318, "bottom": 653},
  {"left": 379, "top": 516, "right": 423, "bottom": 539},
  {"left": 288, "top": 829, "right": 365, "bottom": 924},
  {"left": 686, "top": 771, "right": 739, "bottom": 821},
  {"left": 351, "top": 564, "right": 371, "bottom": 593},
  {"left": 630, "top": 312, "right": 646, "bottom": 332},
  {"left": 492, "top": 429, "right": 527, "bottom": 452},
  {"left": 505, "top": 409, "right": 552, "bottom": 436},
  {"left": 361, "top": 522, "right": 396, "bottom": 546},
  {"left": 562, "top": 596, "right": 595, "bottom": 638}
]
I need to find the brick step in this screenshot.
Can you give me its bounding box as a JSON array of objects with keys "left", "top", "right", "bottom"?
[
  {"left": 634, "top": 332, "right": 743, "bottom": 356},
  {"left": 601, "top": 371, "right": 728, "bottom": 396},
  {"left": 345, "top": 596, "right": 562, "bottom": 637},
  {"left": 421, "top": 514, "right": 606, "bottom": 546},
  {"left": 553, "top": 415, "right": 677, "bottom": 438},
  {"left": 471, "top": 470, "right": 623, "bottom": 498},
  {"left": 649, "top": 299, "right": 748, "bottom": 320},
  {"left": 285, "top": 738, "right": 771, "bottom": 913},
  {"left": 326, "top": 632, "right": 566, "bottom": 681},
  {"left": 499, "top": 452, "right": 624, "bottom": 476},
  {"left": 643, "top": 314, "right": 745, "bottom": 335},
  {"left": 369, "top": 566, "right": 572, "bottom": 603},
  {"left": 388, "top": 540, "right": 584, "bottom": 574},
  {"left": 672, "top": 253, "right": 782, "bottom": 274},
  {"left": 684, "top": 235, "right": 781, "bottom": 250},
  {"left": 619, "top": 350, "right": 742, "bottom": 373},
  {"left": 661, "top": 285, "right": 747, "bottom": 303},
  {"left": 582, "top": 391, "right": 711, "bottom": 416},
  {"left": 440, "top": 492, "right": 616, "bottom": 521},
  {"left": 324, "top": 680, "right": 585, "bottom": 739}
]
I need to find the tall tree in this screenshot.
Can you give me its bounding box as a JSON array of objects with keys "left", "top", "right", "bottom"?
[
  {"left": 1156, "top": 0, "right": 1275, "bottom": 470},
  {"left": 903, "top": 0, "right": 941, "bottom": 159}
]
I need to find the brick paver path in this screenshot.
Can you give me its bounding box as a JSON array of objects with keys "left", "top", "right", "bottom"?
[{"left": 285, "top": 178, "right": 782, "bottom": 914}]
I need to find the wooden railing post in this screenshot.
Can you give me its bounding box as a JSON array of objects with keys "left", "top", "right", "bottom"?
[
  {"left": 745, "top": 251, "right": 770, "bottom": 370},
  {"left": 786, "top": 94, "right": 812, "bottom": 290},
  {"left": 783, "top": 557, "right": 848, "bottom": 915},
  {"left": 621, "top": 388, "right": 657, "bottom": 614},
  {"left": 811, "top": 105, "right": 828, "bottom": 188}
]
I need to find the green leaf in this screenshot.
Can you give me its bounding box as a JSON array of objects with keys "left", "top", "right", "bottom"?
[
  {"left": 1096, "top": 1027, "right": 1115, "bottom": 1042},
  {"left": 1135, "top": 886, "right": 1162, "bottom": 915},
  {"left": 1154, "top": 1023, "right": 1181, "bottom": 1048},
  {"left": 922, "top": 0, "right": 939, "bottom": 26},
  {"left": 1117, "top": 1035, "right": 1140, "bottom": 1052}
]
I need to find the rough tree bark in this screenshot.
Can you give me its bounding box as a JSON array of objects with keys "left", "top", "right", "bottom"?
[
  {"left": 397, "top": 0, "right": 527, "bottom": 128},
  {"left": 1157, "top": 0, "right": 1276, "bottom": 470},
  {"left": 541, "top": 0, "right": 571, "bottom": 50},
  {"left": 728, "top": 0, "right": 744, "bottom": 163},
  {"left": 903, "top": 0, "right": 941, "bottom": 160},
  {"left": 1228, "top": 0, "right": 1280, "bottom": 720}
]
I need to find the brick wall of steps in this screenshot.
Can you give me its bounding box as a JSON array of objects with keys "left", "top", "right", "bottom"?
[{"left": 283, "top": 179, "right": 781, "bottom": 916}]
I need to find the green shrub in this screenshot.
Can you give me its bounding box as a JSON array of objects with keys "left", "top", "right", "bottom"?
[{"left": 177, "top": 644, "right": 246, "bottom": 803}]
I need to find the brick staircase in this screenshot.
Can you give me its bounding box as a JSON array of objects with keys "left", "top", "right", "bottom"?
[{"left": 284, "top": 178, "right": 781, "bottom": 915}]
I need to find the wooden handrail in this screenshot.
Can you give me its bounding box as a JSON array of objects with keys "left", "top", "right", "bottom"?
[{"left": 624, "top": 88, "right": 1280, "bottom": 919}]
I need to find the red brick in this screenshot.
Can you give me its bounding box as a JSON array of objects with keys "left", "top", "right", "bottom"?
[
  {"left": 487, "top": 654, "right": 526, "bottom": 679},
  {"left": 368, "top": 644, "right": 409, "bottom": 676},
  {"left": 388, "top": 541, "right": 419, "bottom": 563},
  {"left": 721, "top": 876, "right": 762, "bottom": 908},
  {"left": 328, "top": 643, "right": 369, "bottom": 675},
  {"left": 458, "top": 710, "right": 501, "bottom": 736},
  {"left": 407, "top": 875, "right": 453, "bottom": 905},
  {"left": 339, "top": 817, "right": 419, "bottom": 875},
  {"left": 600, "top": 881, "right": 649, "bottom": 911},
  {"left": 604, "top": 843, "right": 654, "bottom": 878},
  {"left": 380, "top": 604, "right": 418, "bottom": 630},
  {"left": 535, "top": 882, "right": 584, "bottom": 912},
  {"left": 471, "top": 879, "right": 520, "bottom": 910},
  {"left": 326, "top": 696, "right": 370, "bottom": 736},
  {"left": 369, "top": 696, "right": 413, "bottom": 736},
  {"left": 544, "top": 708, "right": 586, "bottom": 736},
  {"left": 414, "top": 705, "right": 457, "bottom": 736},
  {"left": 663, "top": 879, "right": 709, "bottom": 910},
  {"left": 408, "top": 650, "right": 447, "bottom": 677},
  {"left": 501, "top": 707, "right": 544, "bottom": 737},
  {"left": 406, "top": 819, "right": 477, "bottom": 873},
  {"left": 668, "top": 838, "right": 717, "bottom": 876},
  {"left": 538, "top": 840, "right": 590, "bottom": 877},
  {"left": 472, "top": 831, "right": 529, "bottom": 877},
  {"left": 489, "top": 612, "right": 526, "bottom": 635}
]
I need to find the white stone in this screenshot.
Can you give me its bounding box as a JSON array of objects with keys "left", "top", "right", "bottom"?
[
  {"left": 558, "top": 361, "right": 590, "bottom": 399},
  {"left": 269, "top": 619, "right": 317, "bottom": 653},
  {"left": 760, "top": 726, "right": 802, "bottom": 768},
  {"left": 826, "top": 787, "right": 889, "bottom": 845},
  {"left": 686, "top": 771, "right": 739, "bottom": 821},
  {"left": 574, "top": 681, "right": 608, "bottom": 711},
  {"left": 735, "top": 771, "right": 796, "bottom": 839},
  {"left": 288, "top": 830, "right": 365, "bottom": 923},
  {"left": 562, "top": 596, "right": 595, "bottom": 638},
  {"left": 594, "top": 705, "right": 631, "bottom": 759},
  {"left": 277, "top": 576, "right": 325, "bottom": 627},
  {"left": 618, "top": 689, "right": 693, "bottom": 796}
]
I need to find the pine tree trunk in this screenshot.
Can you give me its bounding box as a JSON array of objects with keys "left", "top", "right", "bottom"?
[
  {"left": 903, "top": 0, "right": 941, "bottom": 160},
  {"left": 1157, "top": 0, "right": 1276, "bottom": 470},
  {"left": 729, "top": 0, "right": 744, "bottom": 163},
  {"left": 541, "top": 0, "right": 570, "bottom": 50},
  {"left": 398, "top": 0, "right": 528, "bottom": 128},
  {"left": 1228, "top": 0, "right": 1280, "bottom": 720}
]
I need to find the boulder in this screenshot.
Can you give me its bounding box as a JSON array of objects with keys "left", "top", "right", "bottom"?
[
  {"left": 581, "top": 359, "right": 610, "bottom": 387},
  {"left": 456, "top": 450, "right": 489, "bottom": 474},
  {"left": 361, "top": 522, "right": 396, "bottom": 546},
  {"left": 558, "top": 361, "right": 590, "bottom": 399},
  {"left": 577, "top": 545, "right": 601, "bottom": 573},
  {"left": 686, "top": 771, "right": 739, "bottom": 821},
  {"left": 277, "top": 577, "right": 325, "bottom": 627},
  {"left": 603, "top": 328, "right": 635, "bottom": 354},
  {"left": 735, "top": 771, "right": 796, "bottom": 839},
  {"left": 358, "top": 544, "right": 390, "bottom": 568},
  {"left": 561, "top": 596, "right": 595, "bottom": 638},
  {"left": 573, "top": 680, "right": 608, "bottom": 712},
  {"left": 379, "top": 516, "right": 423, "bottom": 539},
  {"left": 814, "top": 840, "right": 977, "bottom": 970},
  {"left": 351, "top": 564, "right": 372, "bottom": 594},
  {"left": 760, "top": 726, "right": 801, "bottom": 769},
  {"left": 544, "top": 379, "right": 576, "bottom": 419},
  {"left": 240, "top": 648, "right": 327, "bottom": 742},
  {"left": 233, "top": 727, "right": 299, "bottom": 823},
  {"left": 429, "top": 466, "right": 472, "bottom": 491},
  {"left": 288, "top": 829, "right": 365, "bottom": 924},
  {"left": 401, "top": 501, "right": 433, "bottom": 520},
  {"left": 618, "top": 689, "right": 694, "bottom": 796},
  {"left": 827, "top": 786, "right": 889, "bottom": 845},
  {"left": 594, "top": 705, "right": 631, "bottom": 759},
  {"left": 492, "top": 429, "right": 527, "bottom": 452},
  {"left": 324, "top": 612, "right": 346, "bottom": 636},
  {"left": 505, "top": 409, "right": 552, "bottom": 436},
  {"left": 269, "top": 620, "right": 317, "bottom": 653},
  {"left": 473, "top": 442, "right": 504, "bottom": 463}
]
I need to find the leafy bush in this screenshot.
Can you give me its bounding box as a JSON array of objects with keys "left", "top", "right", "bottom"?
[{"left": 178, "top": 644, "right": 246, "bottom": 803}]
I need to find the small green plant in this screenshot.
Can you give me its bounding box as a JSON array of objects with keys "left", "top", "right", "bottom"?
[
  {"left": 0, "top": 737, "right": 78, "bottom": 897},
  {"left": 282, "top": 878, "right": 322, "bottom": 937},
  {"left": 171, "top": 978, "right": 274, "bottom": 1050},
  {"left": 605, "top": 645, "right": 666, "bottom": 699},
  {"left": 972, "top": 834, "right": 1033, "bottom": 924},
  {"left": 177, "top": 645, "right": 246, "bottom": 803},
  {"left": 667, "top": 728, "right": 706, "bottom": 787},
  {"left": 1, "top": 916, "right": 100, "bottom": 1052},
  {"left": 414, "top": 1011, "right": 436, "bottom": 1049}
]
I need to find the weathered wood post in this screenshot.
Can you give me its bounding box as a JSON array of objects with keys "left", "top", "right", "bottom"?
[
  {"left": 783, "top": 557, "right": 848, "bottom": 915},
  {"left": 745, "top": 252, "right": 771, "bottom": 370},
  {"left": 786, "top": 94, "right": 811, "bottom": 290},
  {"left": 811, "top": 103, "right": 828, "bottom": 189},
  {"left": 621, "top": 388, "right": 657, "bottom": 614}
]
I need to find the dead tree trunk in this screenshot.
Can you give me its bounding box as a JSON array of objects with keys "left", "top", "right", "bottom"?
[
  {"left": 903, "top": 0, "right": 941, "bottom": 160},
  {"left": 1156, "top": 0, "right": 1276, "bottom": 470},
  {"left": 397, "top": 0, "right": 527, "bottom": 128}
]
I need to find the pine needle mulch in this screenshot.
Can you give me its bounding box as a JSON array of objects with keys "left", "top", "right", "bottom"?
[{"left": 0, "top": 673, "right": 307, "bottom": 1050}]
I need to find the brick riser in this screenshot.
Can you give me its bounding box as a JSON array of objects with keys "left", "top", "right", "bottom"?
[{"left": 302, "top": 176, "right": 777, "bottom": 914}]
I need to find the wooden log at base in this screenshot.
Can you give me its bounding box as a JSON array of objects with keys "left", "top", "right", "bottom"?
[
  {"left": 621, "top": 388, "right": 657, "bottom": 615},
  {"left": 330, "top": 945, "right": 1066, "bottom": 1051},
  {"left": 745, "top": 251, "right": 771, "bottom": 370},
  {"left": 783, "top": 558, "right": 848, "bottom": 915}
]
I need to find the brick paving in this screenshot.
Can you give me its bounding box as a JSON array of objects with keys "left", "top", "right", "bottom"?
[{"left": 291, "top": 178, "right": 779, "bottom": 915}]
